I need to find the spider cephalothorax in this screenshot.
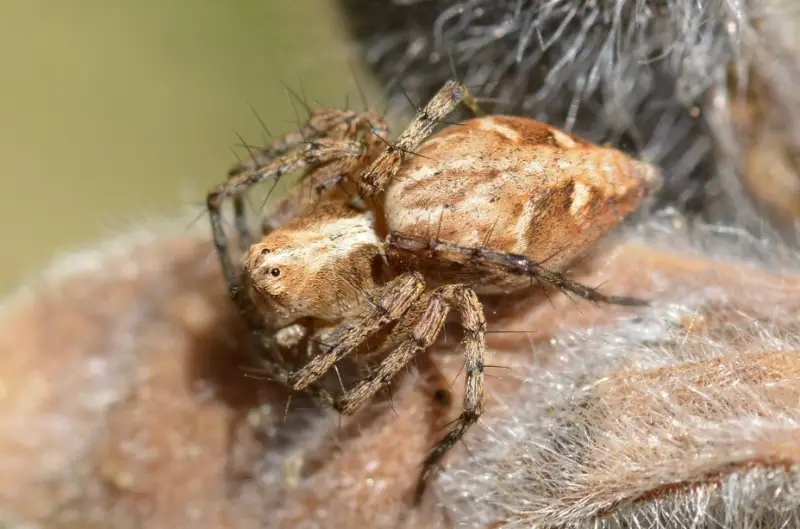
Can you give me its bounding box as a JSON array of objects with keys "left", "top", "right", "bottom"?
[{"left": 205, "top": 80, "right": 662, "bottom": 502}]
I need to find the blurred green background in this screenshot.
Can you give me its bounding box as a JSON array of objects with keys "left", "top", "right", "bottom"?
[{"left": 0, "top": 0, "right": 379, "bottom": 294}]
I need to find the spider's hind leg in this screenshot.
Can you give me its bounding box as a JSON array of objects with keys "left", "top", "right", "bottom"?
[
  {"left": 388, "top": 232, "right": 650, "bottom": 307},
  {"left": 358, "top": 79, "right": 470, "bottom": 197}
]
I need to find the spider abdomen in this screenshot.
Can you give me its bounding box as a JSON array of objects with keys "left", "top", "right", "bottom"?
[{"left": 384, "top": 115, "right": 661, "bottom": 271}]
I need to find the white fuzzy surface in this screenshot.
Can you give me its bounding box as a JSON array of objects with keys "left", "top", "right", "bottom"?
[
  {"left": 1, "top": 211, "right": 798, "bottom": 529},
  {"left": 434, "top": 213, "right": 800, "bottom": 528}
]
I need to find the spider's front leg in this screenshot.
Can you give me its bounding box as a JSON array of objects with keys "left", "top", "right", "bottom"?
[
  {"left": 286, "top": 271, "right": 426, "bottom": 391},
  {"left": 246, "top": 328, "right": 338, "bottom": 410},
  {"left": 230, "top": 108, "right": 388, "bottom": 177},
  {"left": 324, "top": 283, "right": 487, "bottom": 503}
]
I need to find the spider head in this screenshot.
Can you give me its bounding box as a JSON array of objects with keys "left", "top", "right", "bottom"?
[
  {"left": 242, "top": 207, "right": 384, "bottom": 329},
  {"left": 243, "top": 239, "right": 304, "bottom": 329}
]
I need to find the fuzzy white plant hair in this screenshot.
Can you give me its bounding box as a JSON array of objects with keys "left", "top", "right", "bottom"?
[
  {"left": 439, "top": 317, "right": 800, "bottom": 528},
  {"left": 0, "top": 209, "right": 798, "bottom": 528},
  {"left": 433, "top": 213, "right": 800, "bottom": 528},
  {"left": 339, "top": 0, "right": 800, "bottom": 234}
]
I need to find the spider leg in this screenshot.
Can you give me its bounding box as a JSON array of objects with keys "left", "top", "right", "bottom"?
[
  {"left": 416, "top": 285, "right": 486, "bottom": 503},
  {"left": 245, "top": 321, "right": 352, "bottom": 413},
  {"left": 327, "top": 284, "right": 486, "bottom": 503},
  {"left": 256, "top": 156, "right": 363, "bottom": 238},
  {"left": 388, "top": 232, "right": 649, "bottom": 306},
  {"left": 228, "top": 108, "right": 372, "bottom": 178},
  {"left": 358, "top": 79, "right": 469, "bottom": 197},
  {"left": 227, "top": 112, "right": 333, "bottom": 251},
  {"left": 207, "top": 138, "right": 366, "bottom": 305},
  {"left": 300, "top": 157, "right": 361, "bottom": 198},
  {"left": 228, "top": 108, "right": 389, "bottom": 249},
  {"left": 247, "top": 331, "right": 337, "bottom": 410},
  {"left": 286, "top": 272, "right": 426, "bottom": 391},
  {"left": 259, "top": 190, "right": 306, "bottom": 236}
]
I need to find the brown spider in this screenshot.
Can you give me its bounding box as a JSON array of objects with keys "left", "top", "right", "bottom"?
[{"left": 205, "top": 80, "right": 662, "bottom": 502}]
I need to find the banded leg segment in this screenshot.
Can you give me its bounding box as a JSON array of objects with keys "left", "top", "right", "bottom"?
[
  {"left": 227, "top": 108, "right": 389, "bottom": 249},
  {"left": 286, "top": 272, "right": 427, "bottom": 391},
  {"left": 334, "top": 284, "right": 486, "bottom": 417},
  {"left": 317, "top": 282, "right": 487, "bottom": 503},
  {"left": 231, "top": 108, "right": 388, "bottom": 176},
  {"left": 358, "top": 79, "right": 468, "bottom": 196},
  {"left": 388, "top": 232, "right": 649, "bottom": 307},
  {"left": 207, "top": 138, "right": 367, "bottom": 304}
]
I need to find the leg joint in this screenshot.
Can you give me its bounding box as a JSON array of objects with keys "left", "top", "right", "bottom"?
[
  {"left": 466, "top": 359, "right": 484, "bottom": 376},
  {"left": 206, "top": 188, "right": 224, "bottom": 208}
]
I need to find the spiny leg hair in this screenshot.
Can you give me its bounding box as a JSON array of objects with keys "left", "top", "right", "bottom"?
[
  {"left": 326, "top": 284, "right": 487, "bottom": 504},
  {"left": 223, "top": 107, "right": 388, "bottom": 251},
  {"left": 287, "top": 271, "right": 426, "bottom": 392},
  {"left": 359, "top": 79, "right": 467, "bottom": 196},
  {"left": 230, "top": 108, "right": 386, "bottom": 176},
  {"left": 207, "top": 138, "right": 366, "bottom": 305},
  {"left": 291, "top": 276, "right": 487, "bottom": 503},
  {"left": 388, "top": 232, "right": 649, "bottom": 307}
]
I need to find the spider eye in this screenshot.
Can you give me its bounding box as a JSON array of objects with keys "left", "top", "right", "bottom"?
[
  {"left": 261, "top": 248, "right": 271, "bottom": 256},
  {"left": 270, "top": 268, "right": 281, "bottom": 277}
]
